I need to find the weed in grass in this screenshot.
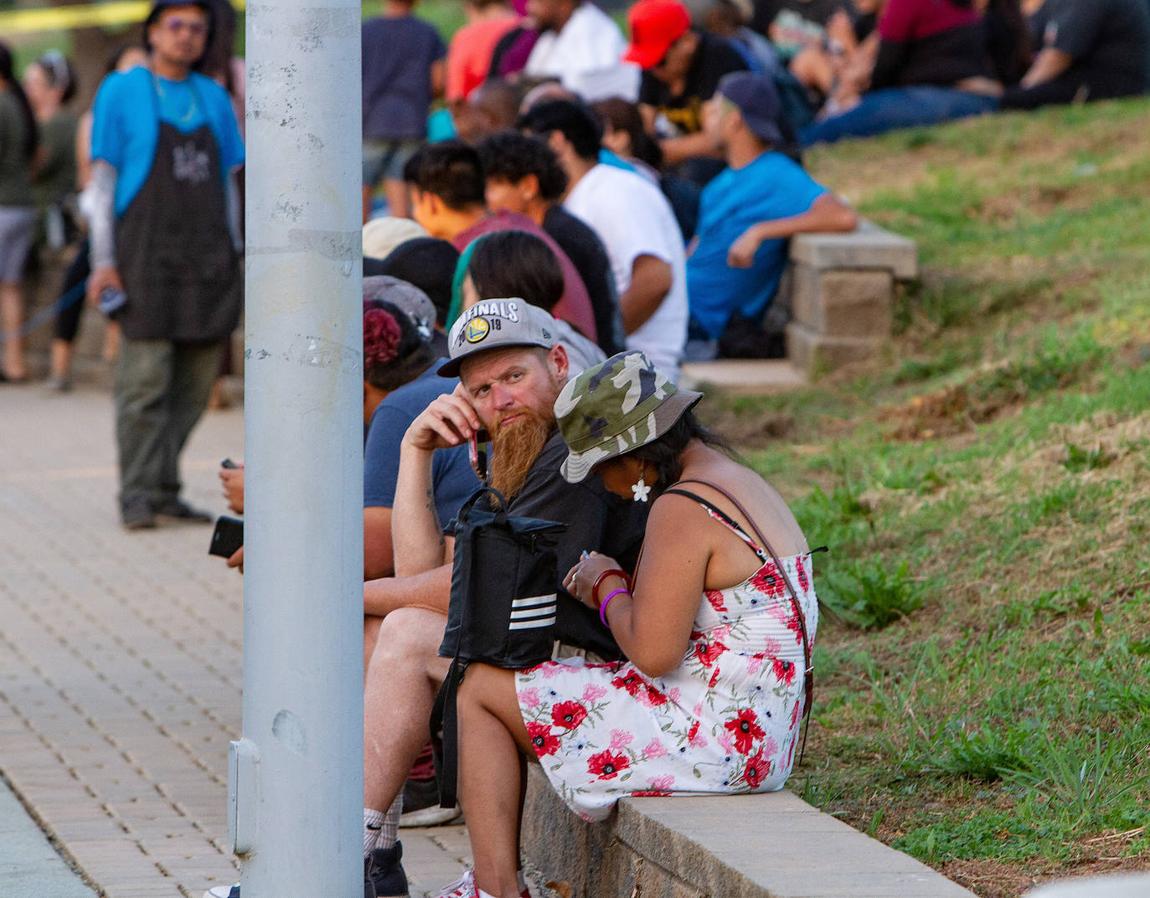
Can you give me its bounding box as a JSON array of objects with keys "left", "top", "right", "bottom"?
[
  {"left": 1062, "top": 443, "right": 1115, "bottom": 473},
  {"left": 1005, "top": 733, "right": 1150, "bottom": 831},
  {"left": 932, "top": 725, "right": 1031, "bottom": 782},
  {"left": 893, "top": 350, "right": 965, "bottom": 384},
  {"left": 820, "top": 559, "right": 925, "bottom": 629}
]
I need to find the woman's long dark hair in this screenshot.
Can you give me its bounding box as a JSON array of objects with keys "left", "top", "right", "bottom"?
[
  {"left": 468, "top": 230, "right": 565, "bottom": 314},
  {"left": 0, "top": 42, "right": 39, "bottom": 160},
  {"left": 627, "top": 408, "right": 735, "bottom": 496}
]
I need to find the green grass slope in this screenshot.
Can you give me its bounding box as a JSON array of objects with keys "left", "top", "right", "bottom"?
[{"left": 706, "top": 99, "right": 1150, "bottom": 897}]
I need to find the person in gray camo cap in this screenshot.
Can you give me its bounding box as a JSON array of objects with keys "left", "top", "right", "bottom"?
[{"left": 446, "top": 350, "right": 819, "bottom": 897}]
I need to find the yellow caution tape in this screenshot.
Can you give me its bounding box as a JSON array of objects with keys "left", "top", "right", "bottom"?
[{"left": 0, "top": 0, "right": 245, "bottom": 35}]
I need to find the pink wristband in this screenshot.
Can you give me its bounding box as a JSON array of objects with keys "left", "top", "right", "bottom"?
[{"left": 598, "top": 587, "right": 629, "bottom": 626}]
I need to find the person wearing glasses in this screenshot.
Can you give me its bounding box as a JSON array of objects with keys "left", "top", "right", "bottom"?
[{"left": 85, "top": 0, "right": 244, "bottom": 530}]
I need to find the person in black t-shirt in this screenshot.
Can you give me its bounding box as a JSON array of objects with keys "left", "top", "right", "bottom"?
[
  {"left": 1003, "top": 0, "right": 1150, "bottom": 109},
  {"left": 477, "top": 131, "right": 626, "bottom": 354},
  {"left": 626, "top": 0, "right": 749, "bottom": 181},
  {"left": 357, "top": 306, "right": 648, "bottom": 896}
]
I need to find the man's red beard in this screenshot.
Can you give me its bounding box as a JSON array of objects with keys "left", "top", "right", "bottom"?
[{"left": 489, "top": 408, "right": 553, "bottom": 499}]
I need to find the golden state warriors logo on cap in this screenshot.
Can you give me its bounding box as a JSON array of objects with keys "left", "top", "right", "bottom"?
[{"left": 464, "top": 317, "right": 491, "bottom": 344}]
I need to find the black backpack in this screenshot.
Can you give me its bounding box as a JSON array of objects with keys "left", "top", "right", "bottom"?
[{"left": 432, "top": 487, "right": 566, "bottom": 806}]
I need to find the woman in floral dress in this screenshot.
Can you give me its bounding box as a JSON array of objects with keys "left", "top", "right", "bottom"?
[{"left": 439, "top": 351, "right": 818, "bottom": 898}]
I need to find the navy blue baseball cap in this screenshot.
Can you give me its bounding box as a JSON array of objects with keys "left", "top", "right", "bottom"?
[{"left": 716, "top": 71, "right": 784, "bottom": 146}]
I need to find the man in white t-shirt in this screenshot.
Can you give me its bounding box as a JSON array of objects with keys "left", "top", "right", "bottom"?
[
  {"left": 520, "top": 100, "right": 688, "bottom": 381},
  {"left": 524, "top": 0, "right": 641, "bottom": 101}
]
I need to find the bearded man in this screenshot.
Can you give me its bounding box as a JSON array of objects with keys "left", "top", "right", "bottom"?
[{"left": 355, "top": 303, "right": 648, "bottom": 898}]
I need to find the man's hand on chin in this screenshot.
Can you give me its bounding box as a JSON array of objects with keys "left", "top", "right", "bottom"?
[{"left": 404, "top": 383, "right": 483, "bottom": 451}]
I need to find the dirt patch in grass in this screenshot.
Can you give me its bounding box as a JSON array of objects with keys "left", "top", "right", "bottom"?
[{"left": 944, "top": 853, "right": 1150, "bottom": 898}]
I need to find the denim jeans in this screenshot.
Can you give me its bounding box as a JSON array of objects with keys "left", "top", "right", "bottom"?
[
  {"left": 801, "top": 87, "right": 1000, "bottom": 146},
  {"left": 115, "top": 338, "right": 222, "bottom": 509}
]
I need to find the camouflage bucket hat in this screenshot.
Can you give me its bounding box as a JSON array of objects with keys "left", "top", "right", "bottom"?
[{"left": 554, "top": 351, "right": 703, "bottom": 484}]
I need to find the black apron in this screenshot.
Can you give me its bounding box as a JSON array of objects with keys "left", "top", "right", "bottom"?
[{"left": 115, "top": 77, "right": 240, "bottom": 343}]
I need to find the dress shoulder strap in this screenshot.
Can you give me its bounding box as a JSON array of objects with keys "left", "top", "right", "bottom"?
[{"left": 661, "top": 487, "right": 768, "bottom": 563}]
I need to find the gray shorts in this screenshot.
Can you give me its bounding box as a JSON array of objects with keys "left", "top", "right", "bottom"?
[
  {"left": 363, "top": 139, "right": 422, "bottom": 187},
  {"left": 0, "top": 206, "right": 38, "bottom": 283}
]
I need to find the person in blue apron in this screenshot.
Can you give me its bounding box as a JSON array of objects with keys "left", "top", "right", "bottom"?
[{"left": 86, "top": 0, "right": 244, "bottom": 529}]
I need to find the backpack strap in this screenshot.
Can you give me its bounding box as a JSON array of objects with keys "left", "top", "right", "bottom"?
[
  {"left": 665, "top": 478, "right": 815, "bottom": 767},
  {"left": 430, "top": 657, "right": 468, "bottom": 809}
]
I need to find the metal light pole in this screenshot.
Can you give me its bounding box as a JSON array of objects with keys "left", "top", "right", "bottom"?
[{"left": 229, "top": 1, "right": 363, "bottom": 894}]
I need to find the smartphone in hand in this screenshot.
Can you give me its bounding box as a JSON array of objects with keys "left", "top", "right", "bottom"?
[
  {"left": 468, "top": 428, "right": 490, "bottom": 482},
  {"left": 209, "top": 516, "right": 244, "bottom": 558}
]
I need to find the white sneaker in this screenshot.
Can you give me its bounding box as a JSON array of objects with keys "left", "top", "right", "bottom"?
[{"left": 203, "top": 887, "right": 238, "bottom": 898}]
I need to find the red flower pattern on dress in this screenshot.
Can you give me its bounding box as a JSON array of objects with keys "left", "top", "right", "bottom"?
[
  {"left": 694, "top": 638, "right": 726, "bottom": 668},
  {"left": 587, "top": 750, "right": 629, "bottom": 780},
  {"left": 743, "top": 748, "right": 771, "bottom": 788},
  {"left": 513, "top": 543, "right": 816, "bottom": 823},
  {"left": 551, "top": 701, "right": 587, "bottom": 730},
  {"left": 750, "top": 562, "right": 786, "bottom": 598},
  {"left": 611, "top": 671, "right": 644, "bottom": 697},
  {"left": 725, "top": 709, "right": 766, "bottom": 755},
  {"left": 795, "top": 554, "right": 809, "bottom": 592},
  {"left": 772, "top": 657, "right": 796, "bottom": 686},
  {"left": 527, "top": 722, "right": 560, "bottom": 757},
  {"left": 645, "top": 684, "right": 669, "bottom": 706}
]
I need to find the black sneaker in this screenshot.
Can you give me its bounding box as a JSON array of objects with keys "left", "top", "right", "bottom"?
[
  {"left": 153, "top": 498, "right": 213, "bottom": 523},
  {"left": 121, "top": 496, "right": 157, "bottom": 530},
  {"left": 365, "top": 841, "right": 409, "bottom": 898}
]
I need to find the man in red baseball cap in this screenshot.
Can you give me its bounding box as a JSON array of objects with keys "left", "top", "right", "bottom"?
[{"left": 624, "top": 0, "right": 748, "bottom": 181}]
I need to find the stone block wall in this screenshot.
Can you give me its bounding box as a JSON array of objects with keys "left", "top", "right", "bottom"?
[
  {"left": 784, "top": 222, "right": 917, "bottom": 377},
  {"left": 521, "top": 767, "right": 976, "bottom": 898}
]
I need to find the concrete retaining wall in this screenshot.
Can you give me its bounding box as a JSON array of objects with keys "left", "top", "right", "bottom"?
[{"left": 522, "top": 767, "right": 974, "bottom": 898}]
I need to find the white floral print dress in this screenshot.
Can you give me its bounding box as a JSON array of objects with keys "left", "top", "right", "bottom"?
[{"left": 514, "top": 492, "right": 818, "bottom": 822}]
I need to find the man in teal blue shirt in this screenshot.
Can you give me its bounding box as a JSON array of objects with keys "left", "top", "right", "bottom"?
[
  {"left": 685, "top": 72, "right": 856, "bottom": 353},
  {"left": 87, "top": 0, "right": 244, "bottom": 529}
]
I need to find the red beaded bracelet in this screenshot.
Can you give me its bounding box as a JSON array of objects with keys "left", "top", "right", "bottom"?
[{"left": 591, "top": 568, "right": 631, "bottom": 607}]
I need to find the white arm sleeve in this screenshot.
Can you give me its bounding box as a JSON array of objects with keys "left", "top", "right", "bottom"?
[{"left": 84, "top": 161, "right": 118, "bottom": 269}]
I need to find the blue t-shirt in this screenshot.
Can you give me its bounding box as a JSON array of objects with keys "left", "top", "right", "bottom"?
[
  {"left": 362, "top": 16, "right": 447, "bottom": 141},
  {"left": 686, "top": 151, "right": 826, "bottom": 338},
  {"left": 364, "top": 361, "right": 478, "bottom": 529},
  {"left": 91, "top": 67, "right": 244, "bottom": 216}
]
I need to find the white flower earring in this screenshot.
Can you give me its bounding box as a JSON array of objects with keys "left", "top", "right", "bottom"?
[{"left": 631, "top": 464, "right": 651, "bottom": 503}]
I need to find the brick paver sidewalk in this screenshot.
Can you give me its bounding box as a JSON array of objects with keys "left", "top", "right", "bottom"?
[{"left": 0, "top": 384, "right": 470, "bottom": 897}]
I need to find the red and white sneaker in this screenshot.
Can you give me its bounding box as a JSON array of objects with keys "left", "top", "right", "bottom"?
[{"left": 433, "top": 869, "right": 530, "bottom": 898}]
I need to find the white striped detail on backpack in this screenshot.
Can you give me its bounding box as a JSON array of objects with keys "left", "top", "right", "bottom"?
[{"left": 508, "top": 593, "right": 558, "bottom": 630}]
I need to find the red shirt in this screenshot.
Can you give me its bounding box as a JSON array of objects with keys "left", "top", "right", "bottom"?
[
  {"left": 879, "top": 0, "right": 980, "bottom": 42},
  {"left": 446, "top": 17, "right": 522, "bottom": 101}
]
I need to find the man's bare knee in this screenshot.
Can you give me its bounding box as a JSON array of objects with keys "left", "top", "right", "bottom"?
[{"left": 369, "top": 607, "right": 447, "bottom": 670}]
